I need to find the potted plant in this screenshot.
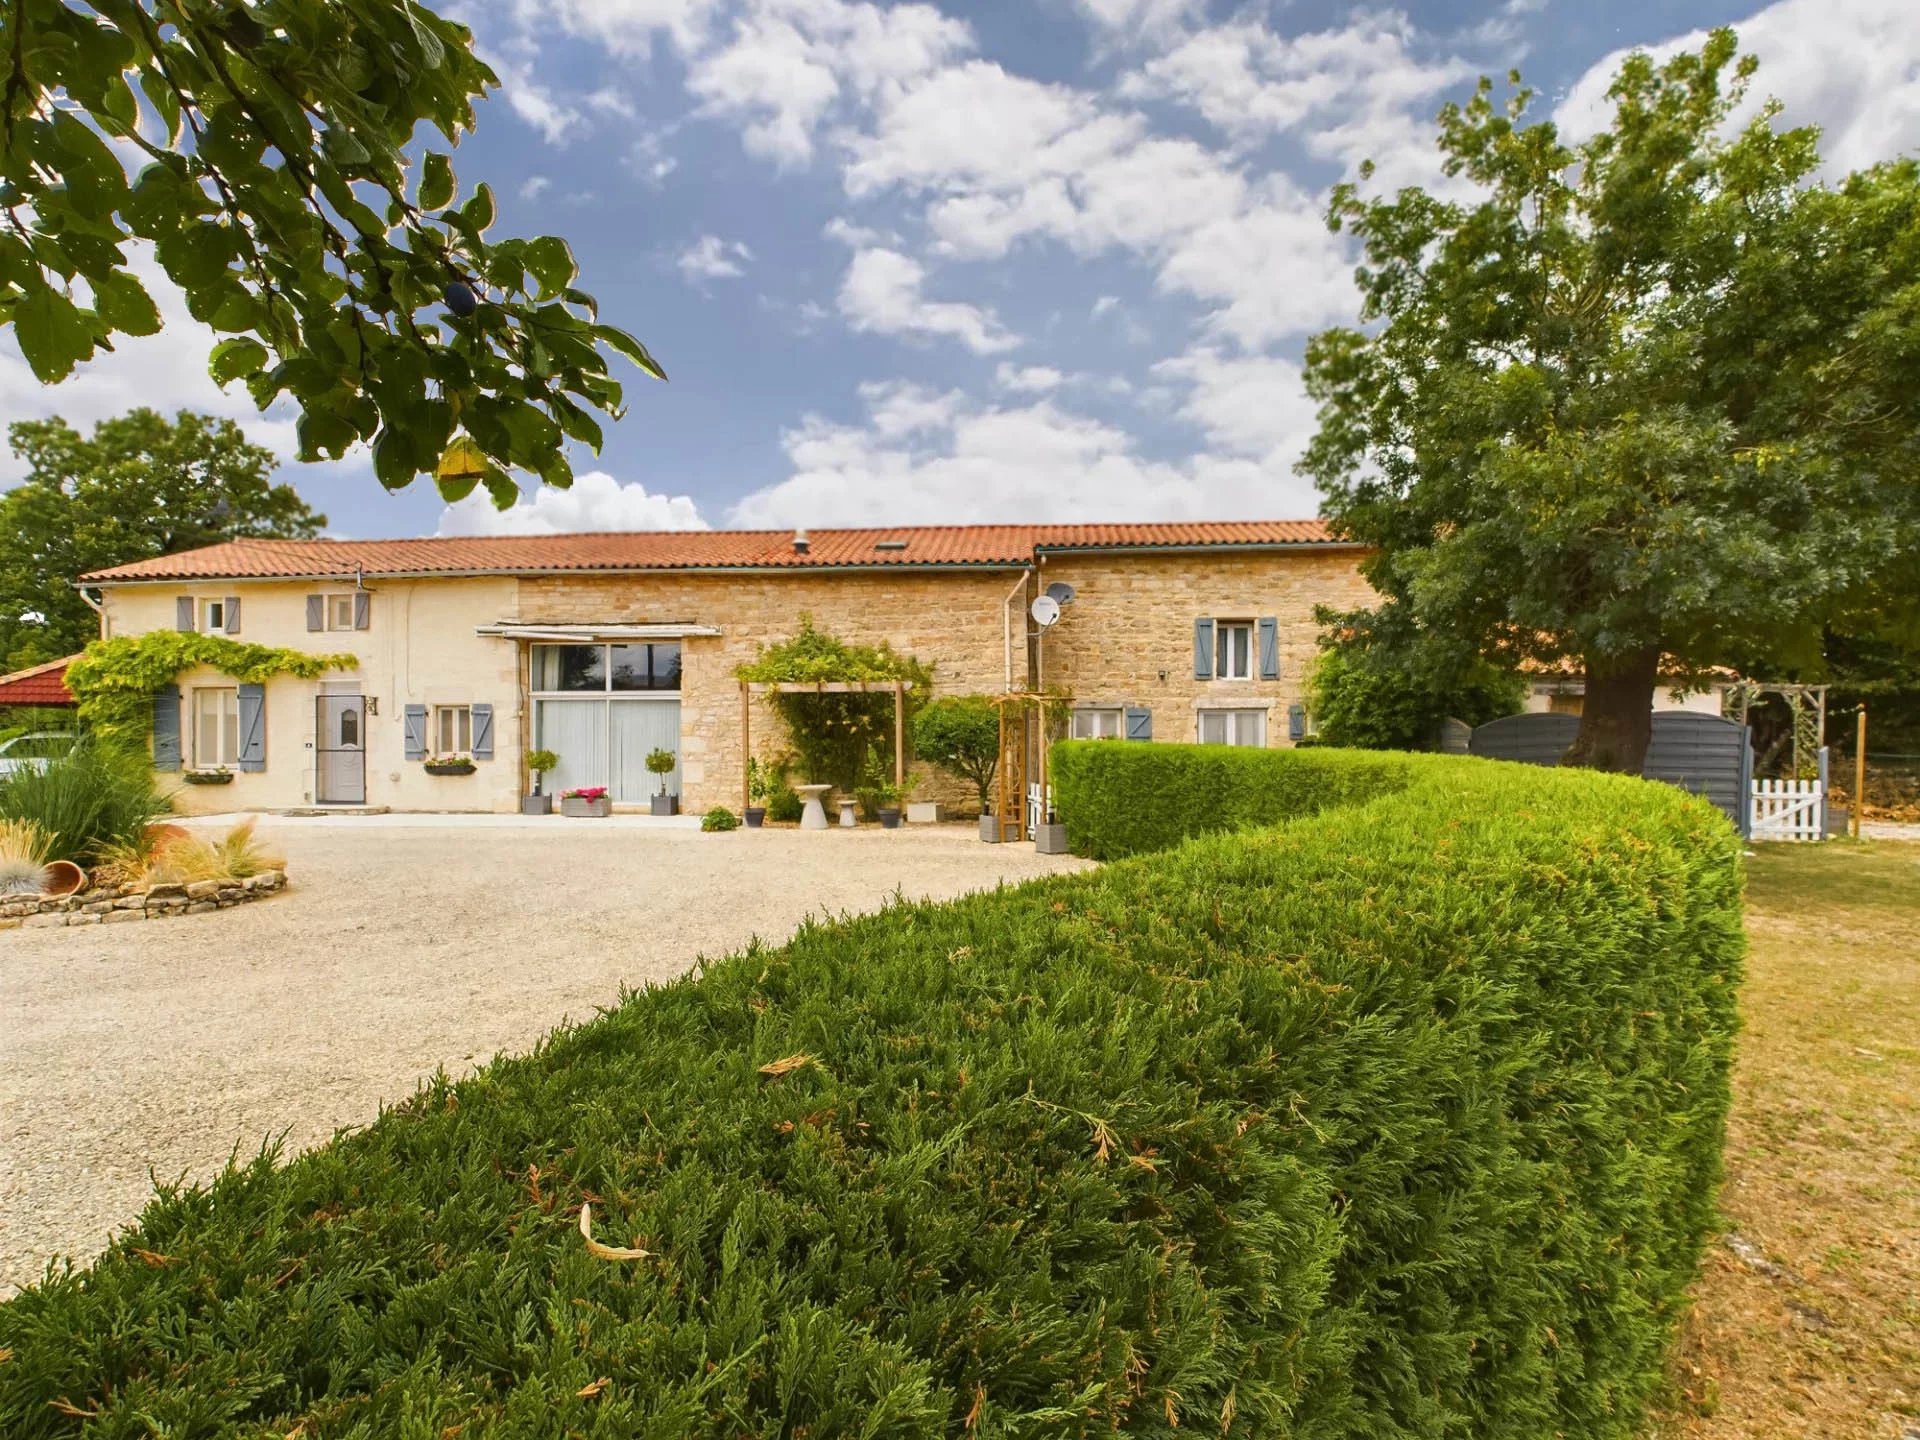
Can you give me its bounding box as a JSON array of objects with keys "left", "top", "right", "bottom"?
[
  {"left": 183, "top": 767, "right": 234, "bottom": 785},
  {"left": 744, "top": 756, "right": 769, "bottom": 829},
  {"left": 646, "top": 746, "right": 678, "bottom": 816},
  {"left": 523, "top": 748, "right": 559, "bottom": 815},
  {"left": 424, "top": 754, "right": 476, "bottom": 776},
  {"left": 872, "top": 777, "right": 904, "bottom": 829},
  {"left": 561, "top": 785, "right": 611, "bottom": 818}
]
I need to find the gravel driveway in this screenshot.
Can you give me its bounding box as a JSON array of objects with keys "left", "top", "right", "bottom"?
[{"left": 0, "top": 822, "right": 1087, "bottom": 1294}]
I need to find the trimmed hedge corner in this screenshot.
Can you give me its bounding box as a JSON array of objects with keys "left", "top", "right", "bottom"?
[
  {"left": 1049, "top": 737, "right": 1418, "bottom": 859},
  {"left": 0, "top": 754, "right": 1743, "bottom": 1439}
]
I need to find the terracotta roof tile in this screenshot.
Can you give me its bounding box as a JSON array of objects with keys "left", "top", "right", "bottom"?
[
  {"left": 79, "top": 521, "right": 1349, "bottom": 583},
  {"left": 0, "top": 654, "right": 78, "bottom": 705}
]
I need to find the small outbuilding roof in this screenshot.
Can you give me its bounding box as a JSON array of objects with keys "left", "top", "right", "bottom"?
[
  {"left": 0, "top": 654, "right": 79, "bottom": 706},
  {"left": 79, "top": 520, "right": 1349, "bottom": 584}
]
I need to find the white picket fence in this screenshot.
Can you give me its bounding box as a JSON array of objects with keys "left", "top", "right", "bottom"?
[
  {"left": 1749, "top": 777, "right": 1825, "bottom": 842},
  {"left": 1026, "top": 782, "right": 1053, "bottom": 840}
]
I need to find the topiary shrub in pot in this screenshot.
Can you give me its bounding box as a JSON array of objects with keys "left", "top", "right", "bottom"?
[
  {"left": 743, "top": 756, "right": 769, "bottom": 828},
  {"left": 646, "top": 747, "right": 678, "bottom": 816},
  {"left": 523, "top": 748, "right": 560, "bottom": 815}
]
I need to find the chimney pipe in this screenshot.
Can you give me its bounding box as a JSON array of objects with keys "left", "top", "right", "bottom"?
[{"left": 792, "top": 528, "right": 810, "bottom": 554}]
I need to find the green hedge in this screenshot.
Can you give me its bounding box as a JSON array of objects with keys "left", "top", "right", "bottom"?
[
  {"left": 1050, "top": 738, "right": 1420, "bottom": 858},
  {"left": 0, "top": 756, "right": 1743, "bottom": 1439}
]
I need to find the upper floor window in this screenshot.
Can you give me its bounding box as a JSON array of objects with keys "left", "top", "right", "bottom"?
[
  {"left": 201, "top": 599, "right": 231, "bottom": 634},
  {"left": 307, "top": 591, "right": 368, "bottom": 632},
  {"left": 1214, "top": 621, "right": 1253, "bottom": 681},
  {"left": 326, "top": 594, "right": 357, "bottom": 631}
]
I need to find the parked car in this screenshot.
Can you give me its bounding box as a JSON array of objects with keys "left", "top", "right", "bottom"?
[{"left": 0, "top": 730, "right": 77, "bottom": 778}]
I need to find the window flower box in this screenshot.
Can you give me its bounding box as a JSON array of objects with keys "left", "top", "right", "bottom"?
[
  {"left": 561, "top": 786, "right": 611, "bottom": 818},
  {"left": 183, "top": 768, "right": 234, "bottom": 785},
  {"left": 424, "top": 756, "right": 476, "bottom": 776}
]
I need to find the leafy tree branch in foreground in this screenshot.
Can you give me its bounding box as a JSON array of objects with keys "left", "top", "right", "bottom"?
[{"left": 0, "top": 0, "right": 664, "bottom": 505}]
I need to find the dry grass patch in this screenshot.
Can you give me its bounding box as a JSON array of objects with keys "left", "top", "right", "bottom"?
[{"left": 1653, "top": 841, "right": 1920, "bottom": 1440}]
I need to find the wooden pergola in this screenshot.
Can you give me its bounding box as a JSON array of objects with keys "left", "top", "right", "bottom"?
[
  {"left": 738, "top": 680, "right": 915, "bottom": 812},
  {"left": 988, "top": 691, "right": 1065, "bottom": 843}
]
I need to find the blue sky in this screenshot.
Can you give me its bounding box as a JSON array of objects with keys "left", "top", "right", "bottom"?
[{"left": 3, "top": 0, "right": 1916, "bottom": 539}]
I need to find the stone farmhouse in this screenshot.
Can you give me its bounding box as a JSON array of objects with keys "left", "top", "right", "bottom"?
[{"left": 78, "top": 521, "right": 1375, "bottom": 815}]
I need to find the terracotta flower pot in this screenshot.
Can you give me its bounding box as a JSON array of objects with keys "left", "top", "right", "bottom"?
[{"left": 40, "top": 859, "right": 86, "bottom": 897}]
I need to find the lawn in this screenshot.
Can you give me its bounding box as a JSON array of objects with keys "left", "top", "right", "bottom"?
[{"left": 1654, "top": 841, "right": 1920, "bottom": 1439}]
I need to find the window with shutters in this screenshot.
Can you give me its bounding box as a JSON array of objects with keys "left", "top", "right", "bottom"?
[
  {"left": 434, "top": 705, "right": 473, "bottom": 757},
  {"left": 1070, "top": 708, "right": 1124, "bottom": 740},
  {"left": 193, "top": 687, "right": 240, "bottom": 766},
  {"left": 1198, "top": 708, "right": 1265, "bottom": 747},
  {"left": 1212, "top": 621, "right": 1254, "bottom": 681},
  {"left": 323, "top": 593, "right": 359, "bottom": 631},
  {"left": 201, "top": 599, "right": 230, "bottom": 634}
]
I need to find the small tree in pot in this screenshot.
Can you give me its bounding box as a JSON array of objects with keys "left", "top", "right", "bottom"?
[
  {"left": 743, "top": 756, "right": 769, "bottom": 828},
  {"left": 646, "top": 746, "right": 678, "bottom": 816},
  {"left": 523, "top": 748, "right": 560, "bottom": 815}
]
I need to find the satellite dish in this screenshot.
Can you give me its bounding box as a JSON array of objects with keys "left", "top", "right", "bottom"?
[
  {"left": 1030, "top": 594, "right": 1061, "bottom": 628},
  {"left": 1045, "top": 581, "right": 1075, "bottom": 606}
]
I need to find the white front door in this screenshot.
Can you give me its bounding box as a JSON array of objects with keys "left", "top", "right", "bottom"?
[{"left": 315, "top": 692, "right": 366, "bottom": 803}]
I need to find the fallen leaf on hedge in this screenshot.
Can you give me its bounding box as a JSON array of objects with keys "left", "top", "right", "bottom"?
[
  {"left": 130, "top": 1248, "right": 175, "bottom": 1267},
  {"left": 577, "top": 1377, "right": 610, "bottom": 1399},
  {"left": 759, "top": 1053, "right": 813, "bottom": 1078},
  {"left": 578, "top": 1202, "right": 652, "bottom": 1261}
]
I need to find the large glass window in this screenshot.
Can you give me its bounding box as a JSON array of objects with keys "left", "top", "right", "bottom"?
[
  {"left": 533, "top": 642, "right": 679, "bottom": 692},
  {"left": 193, "top": 687, "right": 239, "bottom": 766}
]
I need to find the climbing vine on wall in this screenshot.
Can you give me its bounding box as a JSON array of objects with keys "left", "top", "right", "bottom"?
[
  {"left": 735, "top": 616, "right": 931, "bottom": 792},
  {"left": 66, "top": 634, "right": 357, "bottom": 742}
]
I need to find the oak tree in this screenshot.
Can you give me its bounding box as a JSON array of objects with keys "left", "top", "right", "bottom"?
[{"left": 1301, "top": 30, "right": 1920, "bottom": 771}]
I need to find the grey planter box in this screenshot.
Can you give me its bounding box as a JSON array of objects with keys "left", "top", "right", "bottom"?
[
  {"left": 906, "top": 801, "right": 947, "bottom": 824},
  {"left": 1034, "top": 822, "right": 1070, "bottom": 855},
  {"left": 651, "top": 794, "right": 680, "bottom": 817},
  {"left": 561, "top": 795, "right": 611, "bottom": 818},
  {"left": 521, "top": 793, "right": 553, "bottom": 816},
  {"left": 979, "top": 813, "right": 1002, "bottom": 843}
]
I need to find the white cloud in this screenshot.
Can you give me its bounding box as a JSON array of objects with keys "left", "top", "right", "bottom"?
[
  {"left": 994, "top": 363, "right": 1065, "bottom": 393},
  {"left": 686, "top": 0, "right": 972, "bottom": 165},
  {"left": 507, "top": 0, "right": 723, "bottom": 57},
  {"left": 519, "top": 175, "right": 552, "bottom": 201},
  {"left": 489, "top": 51, "right": 583, "bottom": 143},
  {"left": 1556, "top": 0, "right": 1920, "bottom": 178},
  {"left": 1122, "top": 13, "right": 1474, "bottom": 192},
  {"left": 837, "top": 248, "right": 1019, "bottom": 353},
  {"left": 724, "top": 382, "right": 1322, "bottom": 528},
  {"left": 437, "top": 469, "right": 709, "bottom": 535},
  {"left": 1072, "top": 0, "right": 1200, "bottom": 43},
  {"left": 1152, "top": 346, "right": 1318, "bottom": 461},
  {"left": 677, "top": 234, "right": 754, "bottom": 282}
]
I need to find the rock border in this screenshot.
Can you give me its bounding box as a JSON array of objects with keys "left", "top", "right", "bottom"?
[{"left": 0, "top": 870, "right": 287, "bottom": 931}]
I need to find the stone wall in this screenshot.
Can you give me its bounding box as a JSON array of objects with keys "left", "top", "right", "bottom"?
[
  {"left": 1033, "top": 549, "right": 1376, "bottom": 748},
  {"left": 514, "top": 570, "right": 1029, "bottom": 814},
  {"left": 0, "top": 870, "right": 287, "bottom": 930}
]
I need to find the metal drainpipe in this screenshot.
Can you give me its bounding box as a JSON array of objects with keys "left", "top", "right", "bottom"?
[
  {"left": 77, "top": 587, "right": 107, "bottom": 639},
  {"left": 1002, "top": 567, "right": 1032, "bottom": 691}
]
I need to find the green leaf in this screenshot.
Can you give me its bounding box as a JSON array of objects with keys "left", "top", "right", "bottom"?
[
  {"left": 209, "top": 338, "right": 271, "bottom": 384},
  {"left": 464, "top": 182, "right": 496, "bottom": 234},
  {"left": 419, "top": 152, "right": 455, "bottom": 211},
  {"left": 595, "top": 324, "right": 668, "bottom": 382},
  {"left": 93, "top": 270, "right": 162, "bottom": 337},
  {"left": 13, "top": 284, "right": 98, "bottom": 382},
  {"left": 524, "top": 236, "right": 577, "bottom": 298}
]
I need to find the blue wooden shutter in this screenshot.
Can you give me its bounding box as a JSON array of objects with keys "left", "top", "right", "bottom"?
[
  {"left": 152, "top": 687, "right": 182, "bottom": 771},
  {"left": 403, "top": 704, "right": 428, "bottom": 760},
  {"left": 236, "top": 684, "right": 266, "bottom": 771},
  {"left": 175, "top": 596, "right": 195, "bottom": 632},
  {"left": 1193, "top": 618, "right": 1214, "bottom": 680},
  {"left": 1288, "top": 704, "right": 1307, "bottom": 740},
  {"left": 1258, "top": 617, "right": 1279, "bottom": 680},
  {"left": 306, "top": 595, "right": 324, "bottom": 631},
  {"left": 1125, "top": 706, "right": 1152, "bottom": 741},
  {"left": 225, "top": 595, "right": 242, "bottom": 635},
  {"left": 470, "top": 703, "right": 494, "bottom": 759},
  {"left": 354, "top": 592, "right": 371, "bottom": 630}
]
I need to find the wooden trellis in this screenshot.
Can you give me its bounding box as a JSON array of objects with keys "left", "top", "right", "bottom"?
[
  {"left": 738, "top": 680, "right": 913, "bottom": 812},
  {"left": 989, "top": 692, "right": 1064, "bottom": 843}
]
